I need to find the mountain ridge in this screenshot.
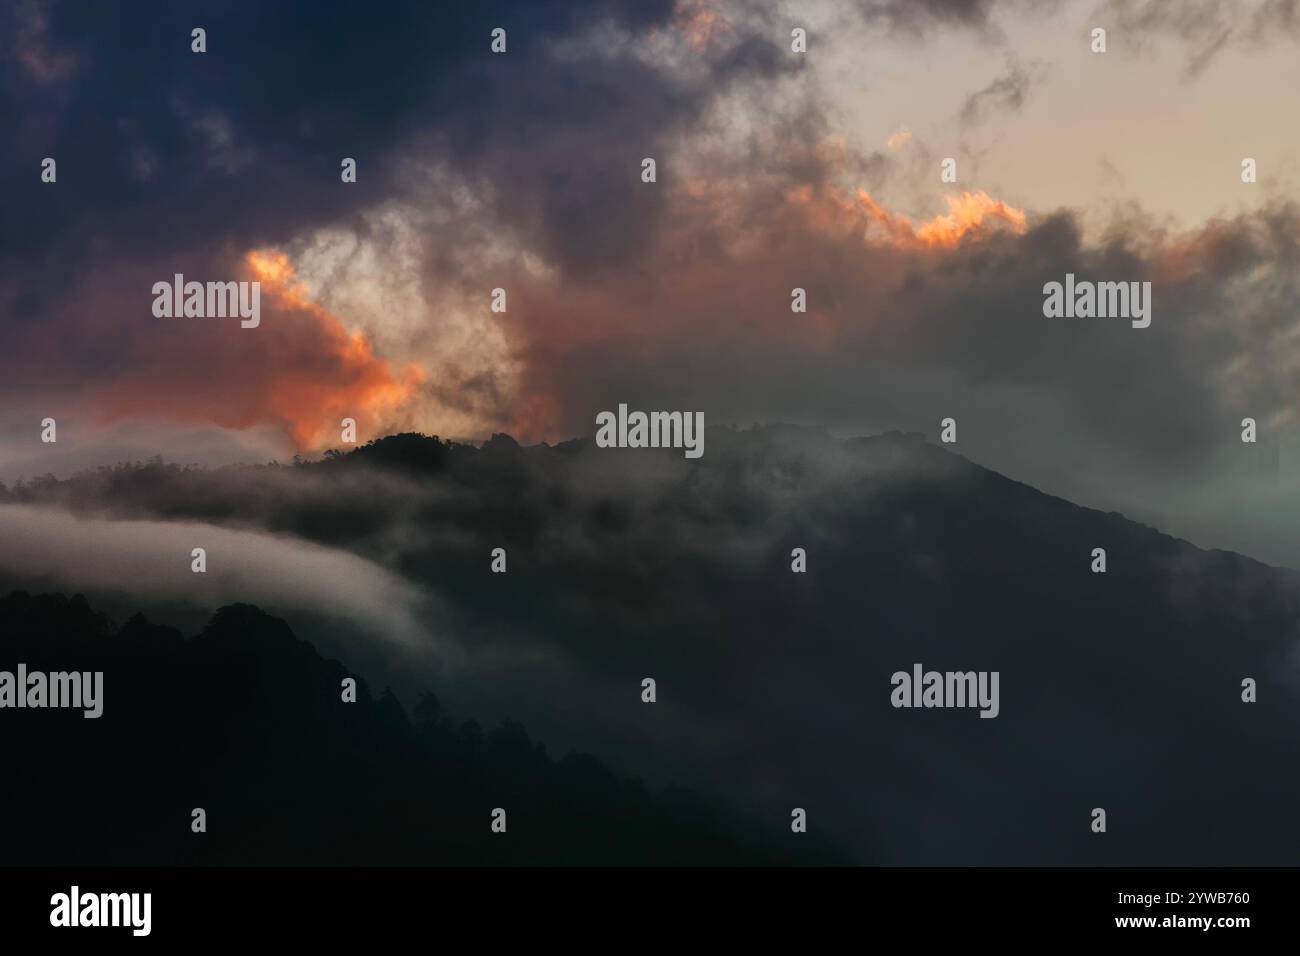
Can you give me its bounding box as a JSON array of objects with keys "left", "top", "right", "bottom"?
[{"left": 1, "top": 425, "right": 1298, "bottom": 864}]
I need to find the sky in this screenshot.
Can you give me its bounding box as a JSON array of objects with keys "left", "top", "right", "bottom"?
[{"left": 3, "top": 0, "right": 1300, "bottom": 565}]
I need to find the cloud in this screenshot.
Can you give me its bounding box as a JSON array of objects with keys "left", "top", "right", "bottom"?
[
  {"left": 466, "top": 133, "right": 1300, "bottom": 542},
  {"left": 0, "top": 416, "right": 292, "bottom": 485},
  {"left": 853, "top": 0, "right": 1008, "bottom": 37},
  {"left": 958, "top": 56, "right": 1045, "bottom": 125},
  {"left": 852, "top": 188, "right": 1028, "bottom": 248},
  {"left": 0, "top": 0, "right": 802, "bottom": 450},
  {"left": 885, "top": 127, "right": 913, "bottom": 149},
  {"left": 0, "top": 502, "right": 431, "bottom": 644},
  {"left": 3, "top": 0, "right": 1299, "bottom": 569},
  {"left": 10, "top": 0, "right": 79, "bottom": 83},
  {"left": 0, "top": 247, "right": 423, "bottom": 452},
  {"left": 1092, "top": 0, "right": 1300, "bottom": 79},
  {"left": 0, "top": 0, "right": 783, "bottom": 281}
]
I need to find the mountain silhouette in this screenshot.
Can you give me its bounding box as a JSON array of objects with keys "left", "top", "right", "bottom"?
[
  {"left": 0, "top": 591, "right": 837, "bottom": 865},
  {"left": 2, "top": 426, "right": 1298, "bottom": 864}
]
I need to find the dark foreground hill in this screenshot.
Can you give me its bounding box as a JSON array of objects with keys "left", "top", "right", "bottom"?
[
  {"left": 0, "top": 591, "right": 837, "bottom": 865},
  {"left": 2, "top": 425, "right": 1300, "bottom": 864}
]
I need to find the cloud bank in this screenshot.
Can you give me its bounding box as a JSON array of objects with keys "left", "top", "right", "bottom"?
[{"left": 0, "top": 503, "right": 431, "bottom": 645}]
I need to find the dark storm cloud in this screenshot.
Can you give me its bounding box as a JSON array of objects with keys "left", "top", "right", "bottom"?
[
  {"left": 0, "top": 0, "right": 786, "bottom": 288},
  {"left": 0, "top": 0, "right": 799, "bottom": 438}
]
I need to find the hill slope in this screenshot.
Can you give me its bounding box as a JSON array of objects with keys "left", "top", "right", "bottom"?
[{"left": 0, "top": 591, "right": 836, "bottom": 865}]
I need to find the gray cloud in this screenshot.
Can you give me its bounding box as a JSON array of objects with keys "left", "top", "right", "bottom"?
[
  {"left": 459, "top": 127, "right": 1300, "bottom": 565},
  {"left": 0, "top": 503, "right": 432, "bottom": 645},
  {"left": 852, "top": 0, "right": 1007, "bottom": 36},
  {"left": 1093, "top": 0, "right": 1300, "bottom": 78},
  {"left": 959, "top": 56, "right": 1045, "bottom": 125}
]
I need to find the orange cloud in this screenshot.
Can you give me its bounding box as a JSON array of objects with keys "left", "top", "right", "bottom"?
[
  {"left": 885, "top": 128, "right": 913, "bottom": 150},
  {"left": 672, "top": 0, "right": 733, "bottom": 51},
  {"left": 244, "top": 251, "right": 424, "bottom": 449},
  {"left": 788, "top": 185, "right": 1028, "bottom": 250},
  {"left": 94, "top": 251, "right": 423, "bottom": 451},
  {"left": 858, "top": 190, "right": 1028, "bottom": 249}
]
